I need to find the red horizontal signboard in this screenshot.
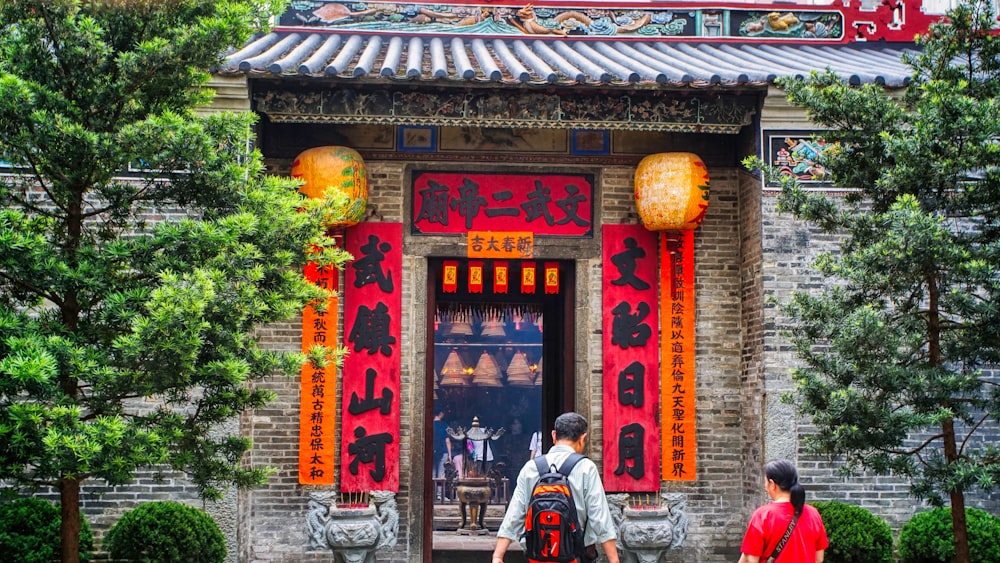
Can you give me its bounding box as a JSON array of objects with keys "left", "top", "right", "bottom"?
[{"left": 412, "top": 171, "right": 593, "bottom": 237}]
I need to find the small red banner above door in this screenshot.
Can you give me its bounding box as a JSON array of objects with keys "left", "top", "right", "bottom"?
[{"left": 412, "top": 171, "right": 594, "bottom": 237}]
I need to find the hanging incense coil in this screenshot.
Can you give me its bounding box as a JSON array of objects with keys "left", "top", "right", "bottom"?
[
  {"left": 480, "top": 309, "right": 506, "bottom": 338},
  {"left": 446, "top": 309, "right": 473, "bottom": 337},
  {"left": 440, "top": 349, "right": 468, "bottom": 386},
  {"left": 472, "top": 351, "right": 503, "bottom": 387},
  {"left": 532, "top": 357, "right": 543, "bottom": 386},
  {"left": 506, "top": 351, "right": 533, "bottom": 386}
]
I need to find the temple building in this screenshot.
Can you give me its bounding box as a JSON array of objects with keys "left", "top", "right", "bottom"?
[{"left": 62, "top": 0, "right": 1000, "bottom": 561}]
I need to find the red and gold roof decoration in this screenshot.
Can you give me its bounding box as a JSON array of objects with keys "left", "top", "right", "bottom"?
[{"left": 276, "top": 0, "right": 940, "bottom": 44}]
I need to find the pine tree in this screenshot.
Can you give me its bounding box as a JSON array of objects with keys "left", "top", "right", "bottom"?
[
  {"left": 0, "top": 2, "right": 349, "bottom": 561},
  {"left": 746, "top": 3, "right": 1000, "bottom": 562}
]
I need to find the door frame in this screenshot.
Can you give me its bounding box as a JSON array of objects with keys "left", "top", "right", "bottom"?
[{"left": 422, "top": 258, "right": 576, "bottom": 560}]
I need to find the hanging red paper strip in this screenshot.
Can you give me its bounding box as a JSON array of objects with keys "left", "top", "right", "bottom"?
[
  {"left": 662, "top": 229, "right": 697, "bottom": 481},
  {"left": 442, "top": 260, "right": 458, "bottom": 293},
  {"left": 341, "top": 223, "right": 403, "bottom": 492},
  {"left": 521, "top": 262, "right": 536, "bottom": 294},
  {"left": 495, "top": 261, "right": 509, "bottom": 294},
  {"left": 298, "top": 263, "right": 338, "bottom": 485},
  {"left": 469, "top": 261, "right": 484, "bottom": 293},
  {"left": 601, "top": 225, "right": 660, "bottom": 492},
  {"left": 544, "top": 262, "right": 559, "bottom": 294}
]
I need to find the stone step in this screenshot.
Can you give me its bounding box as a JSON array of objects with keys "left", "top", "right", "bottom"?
[{"left": 432, "top": 502, "right": 508, "bottom": 532}]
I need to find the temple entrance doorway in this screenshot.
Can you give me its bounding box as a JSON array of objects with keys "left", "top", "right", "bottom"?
[{"left": 425, "top": 257, "right": 575, "bottom": 552}]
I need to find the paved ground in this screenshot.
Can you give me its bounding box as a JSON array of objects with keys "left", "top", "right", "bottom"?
[{"left": 432, "top": 531, "right": 526, "bottom": 562}]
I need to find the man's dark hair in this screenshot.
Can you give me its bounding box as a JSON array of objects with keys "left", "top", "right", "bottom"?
[{"left": 553, "top": 412, "right": 588, "bottom": 441}]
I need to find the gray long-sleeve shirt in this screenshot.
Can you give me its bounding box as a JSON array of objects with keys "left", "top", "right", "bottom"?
[{"left": 496, "top": 444, "right": 617, "bottom": 548}]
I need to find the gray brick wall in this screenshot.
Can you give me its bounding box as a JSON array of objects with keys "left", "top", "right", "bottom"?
[{"left": 47, "top": 150, "right": 1000, "bottom": 563}]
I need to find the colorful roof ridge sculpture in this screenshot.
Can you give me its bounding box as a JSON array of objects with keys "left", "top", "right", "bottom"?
[{"left": 275, "top": 0, "right": 941, "bottom": 43}]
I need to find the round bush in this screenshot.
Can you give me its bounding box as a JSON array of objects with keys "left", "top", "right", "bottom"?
[
  {"left": 0, "top": 497, "right": 94, "bottom": 563},
  {"left": 104, "top": 501, "right": 226, "bottom": 563},
  {"left": 898, "top": 506, "right": 1000, "bottom": 563},
  {"left": 812, "top": 500, "right": 893, "bottom": 563}
]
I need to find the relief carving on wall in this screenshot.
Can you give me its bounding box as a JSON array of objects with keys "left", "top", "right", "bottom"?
[{"left": 255, "top": 88, "right": 756, "bottom": 134}]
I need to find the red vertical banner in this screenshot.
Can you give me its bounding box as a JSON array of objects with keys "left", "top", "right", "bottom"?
[
  {"left": 342, "top": 223, "right": 403, "bottom": 492},
  {"left": 544, "top": 262, "right": 559, "bottom": 294},
  {"left": 494, "top": 261, "right": 509, "bottom": 294},
  {"left": 602, "top": 225, "right": 660, "bottom": 492},
  {"left": 442, "top": 260, "right": 458, "bottom": 293},
  {"left": 662, "top": 229, "right": 696, "bottom": 481},
  {"left": 521, "top": 262, "right": 536, "bottom": 294},
  {"left": 469, "top": 260, "right": 483, "bottom": 293},
  {"left": 299, "top": 263, "right": 339, "bottom": 485}
]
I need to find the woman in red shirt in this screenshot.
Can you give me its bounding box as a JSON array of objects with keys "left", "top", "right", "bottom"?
[{"left": 738, "top": 460, "right": 828, "bottom": 563}]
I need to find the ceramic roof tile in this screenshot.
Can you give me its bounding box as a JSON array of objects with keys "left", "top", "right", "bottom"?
[{"left": 220, "top": 32, "right": 915, "bottom": 88}]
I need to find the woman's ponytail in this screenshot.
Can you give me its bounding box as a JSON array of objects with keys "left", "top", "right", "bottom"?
[
  {"left": 789, "top": 482, "right": 805, "bottom": 517},
  {"left": 764, "top": 459, "right": 806, "bottom": 516}
]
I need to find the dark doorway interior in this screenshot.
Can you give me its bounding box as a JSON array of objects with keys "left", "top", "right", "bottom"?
[{"left": 424, "top": 258, "right": 575, "bottom": 554}]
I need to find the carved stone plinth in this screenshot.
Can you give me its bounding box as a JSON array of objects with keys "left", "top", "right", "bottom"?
[
  {"left": 326, "top": 507, "right": 380, "bottom": 563},
  {"left": 608, "top": 493, "right": 689, "bottom": 563},
  {"left": 307, "top": 491, "right": 399, "bottom": 563}
]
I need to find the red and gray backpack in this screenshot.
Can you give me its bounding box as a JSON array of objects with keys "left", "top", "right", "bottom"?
[{"left": 524, "top": 453, "right": 587, "bottom": 563}]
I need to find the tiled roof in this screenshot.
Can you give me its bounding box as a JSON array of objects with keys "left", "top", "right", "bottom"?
[{"left": 220, "top": 32, "right": 917, "bottom": 88}]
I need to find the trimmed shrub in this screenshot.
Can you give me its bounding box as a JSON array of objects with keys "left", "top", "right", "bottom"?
[
  {"left": 0, "top": 497, "right": 94, "bottom": 563},
  {"left": 811, "top": 500, "right": 893, "bottom": 563},
  {"left": 898, "top": 506, "right": 1000, "bottom": 563},
  {"left": 104, "top": 501, "right": 226, "bottom": 563}
]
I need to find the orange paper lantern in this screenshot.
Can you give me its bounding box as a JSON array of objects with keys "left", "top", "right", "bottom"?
[
  {"left": 633, "top": 152, "right": 710, "bottom": 231},
  {"left": 291, "top": 146, "right": 368, "bottom": 227}
]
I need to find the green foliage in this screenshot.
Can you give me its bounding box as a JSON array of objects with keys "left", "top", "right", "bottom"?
[
  {"left": 0, "top": 497, "right": 94, "bottom": 563},
  {"left": 743, "top": 2, "right": 1000, "bottom": 561},
  {"left": 0, "top": 1, "right": 351, "bottom": 561},
  {"left": 811, "top": 501, "right": 893, "bottom": 563},
  {"left": 898, "top": 507, "right": 1000, "bottom": 563},
  {"left": 104, "top": 501, "right": 225, "bottom": 563}
]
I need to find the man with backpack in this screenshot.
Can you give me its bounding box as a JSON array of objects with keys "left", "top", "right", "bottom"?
[{"left": 492, "top": 412, "right": 620, "bottom": 563}]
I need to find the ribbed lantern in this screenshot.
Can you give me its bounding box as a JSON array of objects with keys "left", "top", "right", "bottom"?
[
  {"left": 291, "top": 146, "right": 368, "bottom": 227},
  {"left": 633, "top": 152, "right": 710, "bottom": 231}
]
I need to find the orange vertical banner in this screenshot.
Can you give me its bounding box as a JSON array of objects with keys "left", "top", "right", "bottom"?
[
  {"left": 662, "top": 230, "right": 696, "bottom": 481},
  {"left": 299, "top": 263, "right": 338, "bottom": 485}
]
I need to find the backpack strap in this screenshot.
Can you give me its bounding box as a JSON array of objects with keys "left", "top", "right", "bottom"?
[
  {"left": 533, "top": 455, "right": 549, "bottom": 475},
  {"left": 534, "top": 452, "right": 586, "bottom": 476},
  {"left": 557, "top": 453, "right": 585, "bottom": 477}
]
